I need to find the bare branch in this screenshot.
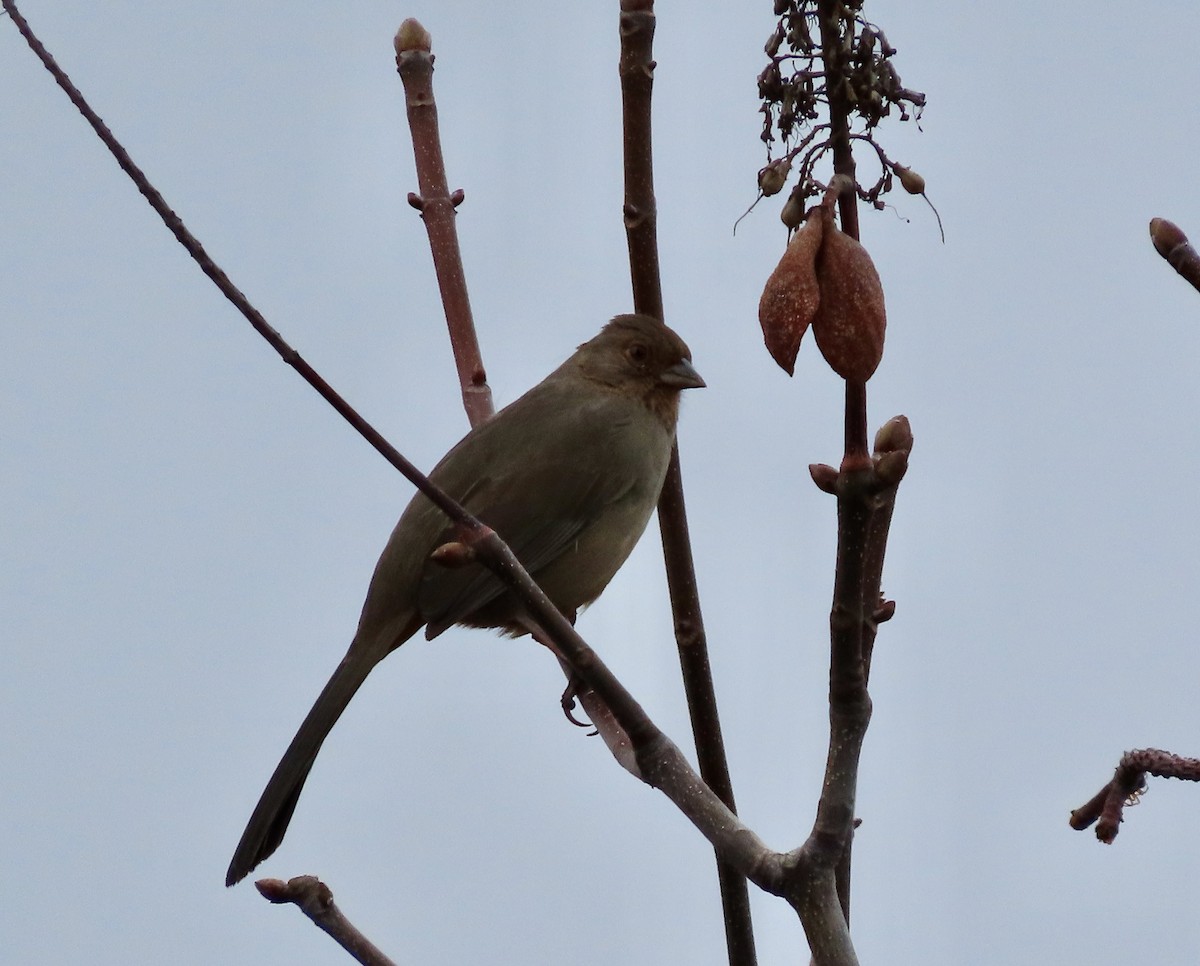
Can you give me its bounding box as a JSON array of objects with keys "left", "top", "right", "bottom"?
[
  {"left": 394, "top": 20, "right": 494, "bottom": 427},
  {"left": 618, "top": 2, "right": 757, "bottom": 963}
]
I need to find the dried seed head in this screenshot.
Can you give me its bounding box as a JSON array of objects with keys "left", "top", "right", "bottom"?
[
  {"left": 810, "top": 214, "right": 887, "bottom": 382},
  {"left": 758, "top": 210, "right": 824, "bottom": 375}
]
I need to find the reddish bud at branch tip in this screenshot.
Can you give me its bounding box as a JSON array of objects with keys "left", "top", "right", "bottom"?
[
  {"left": 255, "top": 878, "right": 291, "bottom": 902},
  {"left": 758, "top": 209, "right": 824, "bottom": 375},
  {"left": 395, "top": 18, "right": 432, "bottom": 54},
  {"left": 810, "top": 210, "right": 887, "bottom": 382},
  {"left": 1149, "top": 218, "right": 1188, "bottom": 258}
]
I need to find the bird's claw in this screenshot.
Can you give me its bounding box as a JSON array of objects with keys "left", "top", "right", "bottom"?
[{"left": 560, "top": 679, "right": 593, "bottom": 729}]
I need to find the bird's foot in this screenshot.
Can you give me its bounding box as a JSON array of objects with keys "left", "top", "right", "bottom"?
[{"left": 559, "top": 676, "right": 593, "bottom": 729}]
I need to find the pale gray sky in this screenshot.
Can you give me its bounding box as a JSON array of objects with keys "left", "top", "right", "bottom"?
[{"left": 4, "top": 2, "right": 1200, "bottom": 963}]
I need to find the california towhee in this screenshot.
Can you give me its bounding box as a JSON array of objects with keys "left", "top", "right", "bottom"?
[{"left": 226, "top": 313, "right": 703, "bottom": 885}]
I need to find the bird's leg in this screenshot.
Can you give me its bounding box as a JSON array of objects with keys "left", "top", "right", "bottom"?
[
  {"left": 518, "top": 613, "right": 594, "bottom": 728},
  {"left": 515, "top": 615, "right": 640, "bottom": 776}
]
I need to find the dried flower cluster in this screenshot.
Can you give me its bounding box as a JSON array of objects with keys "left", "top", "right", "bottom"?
[{"left": 756, "top": 0, "right": 927, "bottom": 212}]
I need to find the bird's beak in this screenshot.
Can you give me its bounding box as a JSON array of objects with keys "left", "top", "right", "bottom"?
[{"left": 659, "top": 358, "right": 706, "bottom": 389}]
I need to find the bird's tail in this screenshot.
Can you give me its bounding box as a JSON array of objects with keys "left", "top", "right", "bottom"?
[{"left": 225, "top": 650, "right": 376, "bottom": 886}]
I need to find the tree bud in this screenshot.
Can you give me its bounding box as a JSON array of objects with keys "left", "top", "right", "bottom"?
[
  {"left": 873, "top": 414, "right": 913, "bottom": 454},
  {"left": 394, "top": 18, "right": 431, "bottom": 54},
  {"left": 1149, "top": 217, "right": 1188, "bottom": 258}
]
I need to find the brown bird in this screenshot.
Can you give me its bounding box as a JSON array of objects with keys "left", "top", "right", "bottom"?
[{"left": 226, "top": 313, "right": 703, "bottom": 885}]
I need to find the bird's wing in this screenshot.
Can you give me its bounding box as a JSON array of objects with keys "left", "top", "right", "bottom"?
[{"left": 417, "top": 396, "right": 645, "bottom": 637}]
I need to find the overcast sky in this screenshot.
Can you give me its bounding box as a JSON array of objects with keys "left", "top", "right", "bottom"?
[{"left": 4, "top": 2, "right": 1200, "bottom": 963}]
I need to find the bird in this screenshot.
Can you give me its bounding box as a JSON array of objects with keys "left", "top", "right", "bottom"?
[{"left": 226, "top": 313, "right": 704, "bottom": 885}]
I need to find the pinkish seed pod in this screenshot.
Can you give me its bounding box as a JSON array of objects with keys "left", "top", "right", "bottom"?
[
  {"left": 810, "top": 219, "right": 887, "bottom": 382},
  {"left": 758, "top": 210, "right": 825, "bottom": 375}
]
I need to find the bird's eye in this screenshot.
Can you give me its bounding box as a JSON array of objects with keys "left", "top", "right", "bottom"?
[{"left": 626, "top": 343, "right": 649, "bottom": 365}]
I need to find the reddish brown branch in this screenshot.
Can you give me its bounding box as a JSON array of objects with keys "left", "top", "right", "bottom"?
[
  {"left": 617, "top": 3, "right": 757, "bottom": 964},
  {"left": 394, "top": 20, "right": 494, "bottom": 427},
  {"left": 257, "top": 876, "right": 397, "bottom": 966},
  {"left": 1070, "top": 748, "right": 1200, "bottom": 843},
  {"left": 1149, "top": 218, "right": 1200, "bottom": 296},
  {"left": 619, "top": 0, "right": 664, "bottom": 321},
  {"left": 814, "top": 0, "right": 874, "bottom": 939}
]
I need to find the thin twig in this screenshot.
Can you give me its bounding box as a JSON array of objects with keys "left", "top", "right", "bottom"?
[
  {"left": 617, "top": 3, "right": 757, "bottom": 964},
  {"left": 394, "top": 20, "right": 493, "bottom": 427},
  {"left": 257, "top": 876, "right": 398, "bottom": 966},
  {"left": 1069, "top": 748, "right": 1200, "bottom": 843}
]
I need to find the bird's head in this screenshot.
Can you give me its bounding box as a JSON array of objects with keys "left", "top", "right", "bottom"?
[{"left": 573, "top": 314, "right": 704, "bottom": 429}]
